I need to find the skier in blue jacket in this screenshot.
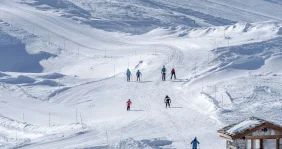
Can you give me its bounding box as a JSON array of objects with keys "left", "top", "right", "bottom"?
[
  {"left": 126, "top": 69, "right": 132, "bottom": 82},
  {"left": 161, "top": 65, "right": 166, "bottom": 81},
  {"left": 191, "top": 137, "right": 200, "bottom": 149},
  {"left": 136, "top": 70, "right": 142, "bottom": 81}
]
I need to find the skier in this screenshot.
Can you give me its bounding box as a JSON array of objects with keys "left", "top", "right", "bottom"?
[
  {"left": 126, "top": 69, "right": 132, "bottom": 82},
  {"left": 191, "top": 137, "right": 200, "bottom": 149},
  {"left": 136, "top": 70, "right": 142, "bottom": 82},
  {"left": 126, "top": 99, "right": 132, "bottom": 111},
  {"left": 161, "top": 65, "right": 167, "bottom": 81},
  {"left": 171, "top": 68, "right": 176, "bottom": 80},
  {"left": 164, "top": 95, "right": 171, "bottom": 108}
]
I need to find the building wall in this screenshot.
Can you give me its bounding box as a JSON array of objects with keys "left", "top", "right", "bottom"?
[
  {"left": 250, "top": 128, "right": 282, "bottom": 136},
  {"left": 227, "top": 140, "right": 247, "bottom": 149}
]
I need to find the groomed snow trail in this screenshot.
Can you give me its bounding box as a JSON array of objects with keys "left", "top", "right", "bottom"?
[{"left": 0, "top": 0, "right": 282, "bottom": 149}]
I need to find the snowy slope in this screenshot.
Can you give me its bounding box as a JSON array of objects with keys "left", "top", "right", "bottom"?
[{"left": 0, "top": 0, "right": 282, "bottom": 148}]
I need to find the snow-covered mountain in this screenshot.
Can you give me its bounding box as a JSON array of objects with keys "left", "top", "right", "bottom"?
[{"left": 0, "top": 0, "right": 281, "bottom": 148}]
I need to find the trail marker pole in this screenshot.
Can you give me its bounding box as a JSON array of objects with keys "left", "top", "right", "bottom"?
[
  {"left": 64, "top": 39, "right": 66, "bottom": 51},
  {"left": 215, "top": 85, "right": 217, "bottom": 101},
  {"left": 80, "top": 114, "right": 83, "bottom": 129},
  {"left": 207, "top": 52, "right": 210, "bottom": 65},
  {"left": 194, "top": 59, "right": 197, "bottom": 78},
  {"left": 32, "top": 24, "right": 35, "bottom": 35},
  {"left": 106, "top": 130, "right": 109, "bottom": 147},
  {"left": 16, "top": 130, "right": 17, "bottom": 142},
  {"left": 23, "top": 113, "right": 25, "bottom": 122},
  {"left": 48, "top": 32, "right": 50, "bottom": 43},
  {"left": 114, "top": 65, "right": 115, "bottom": 76},
  {"left": 222, "top": 94, "right": 224, "bottom": 108},
  {"left": 76, "top": 108, "right": 78, "bottom": 123},
  {"left": 78, "top": 44, "right": 80, "bottom": 57},
  {"left": 49, "top": 113, "right": 51, "bottom": 127},
  {"left": 105, "top": 49, "right": 107, "bottom": 58},
  {"left": 201, "top": 81, "right": 203, "bottom": 94}
]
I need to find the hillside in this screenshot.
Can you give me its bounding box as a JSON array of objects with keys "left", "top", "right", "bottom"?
[{"left": 0, "top": 0, "right": 282, "bottom": 148}]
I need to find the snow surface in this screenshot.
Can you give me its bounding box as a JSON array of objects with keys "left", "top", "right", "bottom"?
[
  {"left": 0, "top": 0, "right": 282, "bottom": 148},
  {"left": 226, "top": 119, "right": 262, "bottom": 135}
]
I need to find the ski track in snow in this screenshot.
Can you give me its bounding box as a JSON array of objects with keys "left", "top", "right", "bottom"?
[{"left": 0, "top": 0, "right": 282, "bottom": 148}]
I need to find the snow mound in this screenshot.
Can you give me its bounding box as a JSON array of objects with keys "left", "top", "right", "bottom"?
[
  {"left": 0, "top": 75, "right": 36, "bottom": 84},
  {"left": 0, "top": 32, "right": 56, "bottom": 73},
  {"left": 23, "top": 0, "right": 91, "bottom": 19},
  {"left": 27, "top": 80, "right": 63, "bottom": 87},
  {"left": 0, "top": 115, "right": 83, "bottom": 135},
  {"left": 228, "top": 57, "right": 264, "bottom": 70},
  {"left": 39, "top": 73, "right": 65, "bottom": 79},
  {"left": 114, "top": 138, "right": 152, "bottom": 149},
  {"left": 278, "top": 27, "right": 282, "bottom": 35},
  {"left": 112, "top": 138, "right": 173, "bottom": 149},
  {"left": 0, "top": 72, "right": 9, "bottom": 78}
]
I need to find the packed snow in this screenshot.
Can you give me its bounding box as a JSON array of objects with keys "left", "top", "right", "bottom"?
[{"left": 0, "top": 0, "right": 282, "bottom": 148}]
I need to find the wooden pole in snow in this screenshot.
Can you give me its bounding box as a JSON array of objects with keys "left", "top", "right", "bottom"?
[
  {"left": 222, "top": 94, "right": 224, "bottom": 108},
  {"left": 76, "top": 108, "right": 78, "bottom": 123},
  {"left": 106, "top": 130, "right": 109, "bottom": 147},
  {"left": 80, "top": 114, "right": 83, "bottom": 129},
  {"left": 49, "top": 113, "right": 51, "bottom": 127}
]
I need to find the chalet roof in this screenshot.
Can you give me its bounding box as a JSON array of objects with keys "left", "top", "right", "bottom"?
[{"left": 218, "top": 117, "right": 282, "bottom": 140}]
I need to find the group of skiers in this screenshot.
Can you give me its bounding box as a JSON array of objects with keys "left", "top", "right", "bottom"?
[
  {"left": 126, "top": 65, "right": 176, "bottom": 82},
  {"left": 125, "top": 66, "right": 200, "bottom": 149},
  {"left": 126, "top": 69, "right": 142, "bottom": 82},
  {"left": 161, "top": 65, "right": 176, "bottom": 81},
  {"left": 126, "top": 98, "right": 200, "bottom": 149}
]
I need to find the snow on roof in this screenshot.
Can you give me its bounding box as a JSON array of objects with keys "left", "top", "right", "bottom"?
[
  {"left": 218, "top": 117, "right": 268, "bottom": 137},
  {"left": 227, "top": 119, "right": 262, "bottom": 135}
]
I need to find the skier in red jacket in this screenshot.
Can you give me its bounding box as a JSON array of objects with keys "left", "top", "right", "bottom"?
[
  {"left": 171, "top": 68, "right": 176, "bottom": 79},
  {"left": 127, "top": 99, "right": 132, "bottom": 111}
]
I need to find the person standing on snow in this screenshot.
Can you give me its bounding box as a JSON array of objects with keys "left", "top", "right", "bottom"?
[
  {"left": 191, "top": 137, "right": 200, "bottom": 149},
  {"left": 126, "top": 69, "right": 132, "bottom": 82},
  {"left": 164, "top": 95, "right": 171, "bottom": 108},
  {"left": 171, "top": 68, "right": 176, "bottom": 80},
  {"left": 161, "top": 65, "right": 167, "bottom": 81},
  {"left": 126, "top": 99, "right": 132, "bottom": 111},
  {"left": 136, "top": 70, "right": 142, "bottom": 81}
]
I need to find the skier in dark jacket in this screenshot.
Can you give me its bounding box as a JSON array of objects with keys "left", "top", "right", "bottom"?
[
  {"left": 136, "top": 70, "right": 142, "bottom": 81},
  {"left": 161, "top": 65, "right": 167, "bottom": 81},
  {"left": 171, "top": 68, "right": 176, "bottom": 80},
  {"left": 164, "top": 95, "right": 171, "bottom": 108},
  {"left": 191, "top": 137, "right": 200, "bottom": 149},
  {"left": 126, "top": 69, "right": 132, "bottom": 82}
]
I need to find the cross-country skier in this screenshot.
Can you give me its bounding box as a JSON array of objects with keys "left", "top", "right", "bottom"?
[
  {"left": 127, "top": 99, "right": 132, "bottom": 111},
  {"left": 136, "top": 70, "right": 142, "bottom": 81},
  {"left": 191, "top": 137, "right": 200, "bottom": 149},
  {"left": 171, "top": 68, "right": 176, "bottom": 80},
  {"left": 164, "top": 95, "right": 171, "bottom": 108},
  {"left": 161, "top": 65, "right": 167, "bottom": 81},
  {"left": 126, "top": 69, "right": 132, "bottom": 82}
]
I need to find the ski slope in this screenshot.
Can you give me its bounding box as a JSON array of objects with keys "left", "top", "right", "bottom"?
[{"left": 0, "top": 0, "right": 282, "bottom": 148}]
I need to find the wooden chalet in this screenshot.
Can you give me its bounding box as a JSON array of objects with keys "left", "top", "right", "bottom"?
[{"left": 218, "top": 117, "right": 282, "bottom": 149}]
